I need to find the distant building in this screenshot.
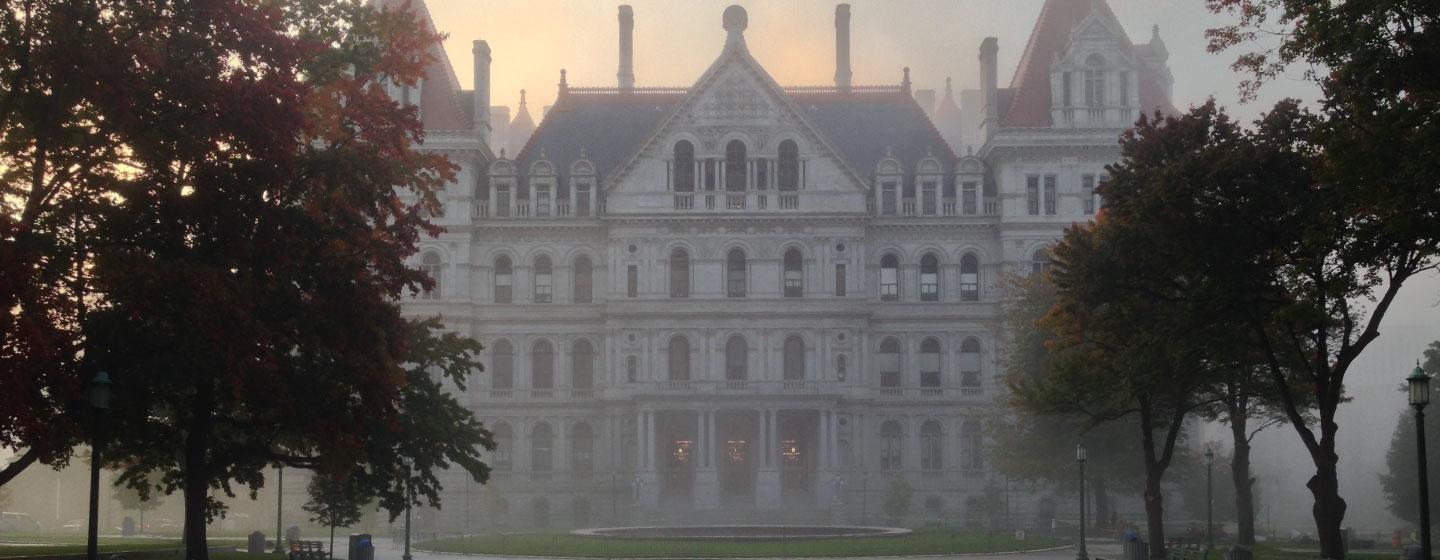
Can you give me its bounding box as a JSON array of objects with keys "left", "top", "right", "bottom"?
[{"left": 388, "top": 0, "right": 1173, "bottom": 530}]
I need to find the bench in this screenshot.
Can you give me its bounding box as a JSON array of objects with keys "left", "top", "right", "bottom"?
[
  {"left": 1168, "top": 543, "right": 1207, "bottom": 560},
  {"left": 289, "top": 540, "right": 326, "bottom": 560}
]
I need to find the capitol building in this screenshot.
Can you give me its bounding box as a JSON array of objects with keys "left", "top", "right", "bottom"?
[{"left": 390, "top": 0, "right": 1176, "bottom": 530}]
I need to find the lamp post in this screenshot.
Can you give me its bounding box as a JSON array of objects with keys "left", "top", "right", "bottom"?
[
  {"left": 1205, "top": 447, "right": 1215, "bottom": 554},
  {"left": 1076, "top": 444, "right": 1088, "bottom": 560},
  {"left": 1409, "top": 361, "right": 1432, "bottom": 560},
  {"left": 86, "top": 372, "right": 112, "bottom": 560},
  {"left": 274, "top": 465, "right": 284, "bottom": 554},
  {"left": 403, "top": 467, "right": 413, "bottom": 560}
]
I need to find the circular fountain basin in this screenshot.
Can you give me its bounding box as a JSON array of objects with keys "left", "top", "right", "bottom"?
[{"left": 571, "top": 525, "right": 912, "bottom": 542}]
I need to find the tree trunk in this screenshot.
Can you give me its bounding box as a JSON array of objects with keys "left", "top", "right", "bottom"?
[
  {"left": 1092, "top": 475, "right": 1111, "bottom": 531},
  {"left": 1140, "top": 403, "right": 1170, "bottom": 560},
  {"left": 1309, "top": 433, "right": 1347, "bottom": 560},
  {"left": 1228, "top": 400, "right": 1256, "bottom": 546},
  {"left": 182, "top": 373, "right": 216, "bottom": 560},
  {"left": 329, "top": 525, "right": 335, "bottom": 559}
]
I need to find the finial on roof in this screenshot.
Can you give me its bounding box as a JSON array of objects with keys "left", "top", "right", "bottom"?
[
  {"left": 500, "top": 147, "right": 507, "bottom": 158},
  {"left": 538, "top": 147, "right": 548, "bottom": 161},
  {"left": 901, "top": 67, "right": 911, "bottom": 94},
  {"left": 558, "top": 69, "right": 568, "bottom": 97},
  {"left": 519, "top": 89, "right": 528, "bottom": 108},
  {"left": 723, "top": 5, "right": 748, "bottom": 52},
  {"left": 945, "top": 77, "right": 953, "bottom": 95},
  {"left": 966, "top": 145, "right": 973, "bottom": 156},
  {"left": 885, "top": 145, "right": 894, "bottom": 158},
  {"left": 579, "top": 147, "right": 588, "bottom": 159},
  {"left": 926, "top": 146, "right": 934, "bottom": 158},
  {"left": 1152, "top": 24, "right": 1160, "bottom": 40}
]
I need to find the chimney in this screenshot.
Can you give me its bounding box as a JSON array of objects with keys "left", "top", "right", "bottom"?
[
  {"left": 618, "top": 5, "right": 635, "bottom": 93},
  {"left": 834, "top": 4, "right": 852, "bottom": 92},
  {"left": 979, "top": 37, "right": 1000, "bottom": 140},
  {"left": 472, "top": 40, "right": 492, "bottom": 144}
]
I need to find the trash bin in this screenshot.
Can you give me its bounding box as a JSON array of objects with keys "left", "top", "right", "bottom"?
[
  {"left": 348, "top": 533, "right": 373, "bottom": 560},
  {"left": 121, "top": 517, "right": 135, "bottom": 537},
  {"left": 1123, "top": 539, "right": 1147, "bottom": 560},
  {"left": 1225, "top": 545, "right": 1253, "bottom": 560},
  {"left": 248, "top": 531, "right": 267, "bottom": 554}
]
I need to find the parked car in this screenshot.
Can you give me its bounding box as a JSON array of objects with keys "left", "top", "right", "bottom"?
[
  {"left": 61, "top": 518, "right": 85, "bottom": 532},
  {"left": 0, "top": 512, "right": 42, "bottom": 533}
]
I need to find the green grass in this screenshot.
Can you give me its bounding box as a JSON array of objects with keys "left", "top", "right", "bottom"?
[
  {"left": 423, "top": 531, "right": 1062, "bottom": 558},
  {"left": 0, "top": 535, "right": 251, "bottom": 558},
  {"left": 1249, "top": 543, "right": 1401, "bottom": 560}
]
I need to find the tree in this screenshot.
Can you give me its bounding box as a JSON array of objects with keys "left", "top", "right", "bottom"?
[
  {"left": 1208, "top": 4, "right": 1440, "bottom": 556},
  {"left": 112, "top": 474, "right": 164, "bottom": 533},
  {"left": 61, "top": 1, "right": 490, "bottom": 558},
  {"left": 883, "top": 478, "right": 913, "bottom": 524},
  {"left": 990, "top": 273, "right": 1145, "bottom": 528},
  {"left": 303, "top": 473, "right": 370, "bottom": 558},
  {"left": 1380, "top": 340, "right": 1440, "bottom": 533}
]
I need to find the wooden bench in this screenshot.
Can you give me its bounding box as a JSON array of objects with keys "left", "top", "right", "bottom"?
[
  {"left": 1168, "top": 543, "right": 1207, "bottom": 560},
  {"left": 289, "top": 540, "right": 326, "bottom": 560}
]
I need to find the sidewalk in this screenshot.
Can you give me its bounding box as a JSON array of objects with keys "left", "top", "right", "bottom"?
[{"left": 366, "top": 536, "right": 1122, "bottom": 560}]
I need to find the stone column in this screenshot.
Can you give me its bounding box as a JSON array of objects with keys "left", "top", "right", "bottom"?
[
  {"left": 695, "top": 410, "right": 719, "bottom": 510},
  {"left": 755, "top": 409, "right": 781, "bottom": 509},
  {"left": 636, "top": 410, "right": 657, "bottom": 507}
]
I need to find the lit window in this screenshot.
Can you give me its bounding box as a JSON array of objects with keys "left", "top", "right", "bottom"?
[
  {"left": 960, "top": 253, "right": 980, "bottom": 301},
  {"left": 919, "top": 254, "right": 939, "bottom": 302},
  {"left": 880, "top": 254, "right": 900, "bottom": 301},
  {"left": 783, "top": 249, "right": 803, "bottom": 298}
]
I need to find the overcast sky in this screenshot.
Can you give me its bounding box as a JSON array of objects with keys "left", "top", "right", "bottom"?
[{"left": 423, "top": 0, "right": 1321, "bottom": 122}]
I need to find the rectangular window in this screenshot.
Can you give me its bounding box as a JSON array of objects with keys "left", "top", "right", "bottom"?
[
  {"left": 703, "top": 160, "right": 716, "bottom": 191},
  {"left": 835, "top": 264, "right": 846, "bottom": 297},
  {"left": 960, "top": 269, "right": 979, "bottom": 302},
  {"left": 1085, "top": 69, "right": 1105, "bottom": 107},
  {"left": 626, "top": 265, "right": 638, "bottom": 298},
  {"left": 576, "top": 186, "right": 591, "bottom": 217},
  {"left": 1120, "top": 71, "right": 1130, "bottom": 106},
  {"left": 1026, "top": 176, "right": 1040, "bottom": 216},
  {"left": 962, "top": 182, "right": 978, "bottom": 215},
  {"left": 536, "top": 186, "right": 552, "bottom": 217},
  {"left": 921, "top": 181, "right": 937, "bottom": 215},
  {"left": 1062, "top": 72, "right": 1072, "bottom": 107},
  {"left": 534, "top": 275, "right": 552, "bottom": 304},
  {"left": 881, "top": 182, "right": 897, "bottom": 215},
  {"left": 496, "top": 186, "right": 511, "bottom": 217},
  {"left": 1043, "top": 175, "right": 1058, "bottom": 215},
  {"left": 755, "top": 159, "right": 768, "bottom": 190},
  {"left": 920, "top": 270, "right": 938, "bottom": 302},
  {"left": 1082, "top": 174, "right": 1096, "bottom": 215},
  {"left": 880, "top": 268, "right": 899, "bottom": 301}
]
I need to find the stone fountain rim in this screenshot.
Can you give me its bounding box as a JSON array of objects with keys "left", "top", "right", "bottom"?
[{"left": 569, "top": 525, "right": 913, "bottom": 541}]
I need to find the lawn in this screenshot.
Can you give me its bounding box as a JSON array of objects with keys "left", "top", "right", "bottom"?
[
  {"left": 0, "top": 535, "right": 249, "bottom": 558},
  {"left": 1249, "top": 543, "right": 1402, "bottom": 560},
  {"left": 423, "top": 531, "right": 1062, "bottom": 558}
]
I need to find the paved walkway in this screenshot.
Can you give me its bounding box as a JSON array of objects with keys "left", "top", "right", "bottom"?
[{"left": 368, "top": 537, "right": 1122, "bottom": 560}]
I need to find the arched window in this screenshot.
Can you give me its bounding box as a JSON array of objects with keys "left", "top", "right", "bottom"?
[
  {"left": 492, "top": 340, "right": 514, "bottom": 390},
  {"left": 668, "top": 336, "right": 690, "bottom": 381},
  {"left": 726, "top": 248, "right": 747, "bottom": 298},
  {"left": 626, "top": 355, "right": 638, "bottom": 383},
  {"left": 420, "top": 252, "right": 442, "bottom": 299},
  {"left": 532, "top": 340, "right": 554, "bottom": 390},
  {"left": 961, "top": 338, "right": 982, "bottom": 388},
  {"left": 492, "top": 422, "right": 514, "bottom": 471},
  {"left": 778, "top": 140, "right": 799, "bottom": 191},
  {"left": 533, "top": 255, "right": 553, "bottom": 303},
  {"left": 880, "top": 254, "right": 900, "bottom": 301},
  {"left": 494, "top": 256, "right": 513, "bottom": 303},
  {"left": 570, "top": 423, "right": 594, "bottom": 474},
  {"left": 573, "top": 256, "right": 593, "bottom": 304},
  {"left": 673, "top": 140, "right": 695, "bottom": 192},
  {"left": 879, "top": 338, "right": 902, "bottom": 388},
  {"left": 1085, "top": 54, "right": 1106, "bottom": 107},
  {"left": 920, "top": 421, "right": 943, "bottom": 472},
  {"left": 961, "top": 418, "right": 983, "bottom": 471},
  {"left": 880, "top": 421, "right": 903, "bottom": 471},
  {"left": 836, "top": 355, "right": 847, "bottom": 382},
  {"left": 920, "top": 338, "right": 942, "bottom": 390},
  {"left": 919, "top": 253, "right": 940, "bottom": 302},
  {"left": 725, "top": 139, "right": 747, "bottom": 191},
  {"left": 725, "top": 336, "right": 747, "bottom": 381},
  {"left": 960, "top": 253, "right": 980, "bottom": 301},
  {"left": 670, "top": 248, "right": 690, "bottom": 298},
  {"left": 532, "top": 423, "right": 554, "bottom": 472},
  {"left": 1031, "top": 248, "right": 1052, "bottom": 275},
  {"left": 783, "top": 336, "right": 805, "bottom": 381},
  {"left": 783, "top": 249, "right": 804, "bottom": 298},
  {"left": 572, "top": 339, "right": 594, "bottom": 390}
]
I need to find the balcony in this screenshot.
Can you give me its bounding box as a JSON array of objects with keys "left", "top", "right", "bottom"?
[
  {"left": 633, "top": 379, "right": 830, "bottom": 396},
  {"left": 1056, "top": 105, "right": 1137, "bottom": 128},
  {"left": 874, "top": 386, "right": 987, "bottom": 399}
]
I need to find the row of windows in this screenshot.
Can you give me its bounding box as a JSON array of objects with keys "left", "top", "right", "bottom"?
[
  {"left": 1025, "top": 173, "right": 1106, "bottom": 216},
  {"left": 492, "top": 255, "right": 594, "bottom": 304},
  {"left": 1059, "top": 53, "right": 1130, "bottom": 108},
  {"left": 673, "top": 139, "right": 800, "bottom": 192},
  {"left": 880, "top": 419, "right": 984, "bottom": 472},
  {"left": 489, "top": 421, "right": 592, "bottom": 473},
  {"left": 489, "top": 335, "right": 985, "bottom": 387}
]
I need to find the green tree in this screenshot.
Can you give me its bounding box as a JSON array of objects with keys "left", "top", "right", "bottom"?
[
  {"left": 1209, "top": 4, "right": 1440, "bottom": 556},
  {"left": 883, "top": 478, "right": 913, "bottom": 525},
  {"left": 1379, "top": 341, "right": 1440, "bottom": 533},
  {"left": 303, "top": 473, "right": 369, "bottom": 558},
  {"left": 112, "top": 474, "right": 164, "bottom": 533},
  {"left": 990, "top": 273, "right": 1145, "bottom": 528},
  {"left": 62, "top": 2, "right": 491, "bottom": 558}
]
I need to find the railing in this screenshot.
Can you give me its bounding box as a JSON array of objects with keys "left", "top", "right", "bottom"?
[
  {"left": 674, "top": 194, "right": 693, "bottom": 210},
  {"left": 555, "top": 200, "right": 571, "bottom": 216},
  {"left": 569, "top": 389, "right": 594, "bottom": 400},
  {"left": 983, "top": 198, "right": 999, "bottom": 215},
  {"left": 529, "top": 389, "right": 553, "bottom": 400},
  {"left": 779, "top": 194, "right": 799, "bottom": 209},
  {"left": 901, "top": 198, "right": 916, "bottom": 216},
  {"left": 727, "top": 194, "right": 746, "bottom": 209},
  {"left": 1057, "top": 106, "right": 1138, "bottom": 127},
  {"left": 489, "top": 389, "right": 513, "bottom": 399},
  {"left": 942, "top": 199, "right": 957, "bottom": 216},
  {"left": 704, "top": 194, "right": 716, "bottom": 210},
  {"left": 874, "top": 386, "right": 987, "bottom": 399},
  {"left": 475, "top": 201, "right": 489, "bottom": 217}
]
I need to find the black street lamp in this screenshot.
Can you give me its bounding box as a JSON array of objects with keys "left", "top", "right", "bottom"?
[
  {"left": 1076, "top": 443, "right": 1088, "bottom": 560},
  {"left": 1409, "top": 361, "right": 1432, "bottom": 560},
  {"left": 1205, "top": 447, "right": 1215, "bottom": 554},
  {"left": 274, "top": 465, "right": 284, "bottom": 554},
  {"left": 86, "top": 372, "right": 112, "bottom": 560},
  {"left": 403, "top": 465, "right": 413, "bottom": 560}
]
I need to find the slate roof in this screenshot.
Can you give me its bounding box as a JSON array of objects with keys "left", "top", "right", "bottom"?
[
  {"left": 373, "top": 0, "right": 473, "bottom": 131},
  {"left": 1004, "top": 0, "right": 1176, "bottom": 127},
  {"left": 511, "top": 87, "right": 953, "bottom": 191}
]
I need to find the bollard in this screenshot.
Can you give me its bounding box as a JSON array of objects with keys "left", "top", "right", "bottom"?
[{"left": 249, "top": 531, "right": 268, "bottom": 554}]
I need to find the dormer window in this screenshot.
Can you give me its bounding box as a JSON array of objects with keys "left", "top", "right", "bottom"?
[
  {"left": 725, "top": 140, "right": 747, "bottom": 191},
  {"left": 1084, "top": 53, "right": 1106, "bottom": 107},
  {"left": 673, "top": 140, "right": 695, "bottom": 192}
]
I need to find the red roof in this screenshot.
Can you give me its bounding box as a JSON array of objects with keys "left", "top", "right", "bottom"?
[
  {"left": 1003, "top": 0, "right": 1176, "bottom": 128},
  {"left": 373, "top": 0, "right": 473, "bottom": 131}
]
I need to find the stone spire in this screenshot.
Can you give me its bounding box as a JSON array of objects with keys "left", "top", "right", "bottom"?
[{"left": 508, "top": 89, "right": 535, "bottom": 157}]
